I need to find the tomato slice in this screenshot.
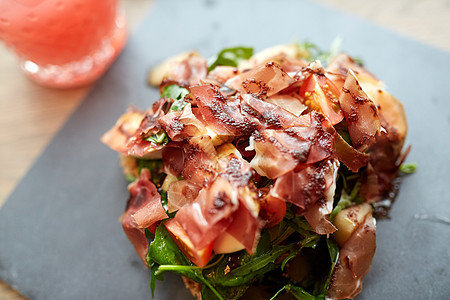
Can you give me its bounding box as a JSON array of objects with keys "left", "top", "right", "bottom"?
[
  {"left": 164, "top": 218, "right": 213, "bottom": 267},
  {"left": 298, "top": 73, "right": 344, "bottom": 125}
]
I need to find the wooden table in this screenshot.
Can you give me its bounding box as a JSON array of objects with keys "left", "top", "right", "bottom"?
[{"left": 1, "top": 0, "right": 449, "bottom": 298}]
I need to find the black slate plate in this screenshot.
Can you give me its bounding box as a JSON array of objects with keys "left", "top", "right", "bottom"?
[{"left": 1, "top": 0, "right": 449, "bottom": 299}]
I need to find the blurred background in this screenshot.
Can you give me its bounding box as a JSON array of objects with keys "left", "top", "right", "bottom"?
[{"left": 0, "top": 0, "right": 449, "bottom": 298}]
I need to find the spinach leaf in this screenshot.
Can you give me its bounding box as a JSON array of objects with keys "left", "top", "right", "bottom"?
[
  {"left": 208, "top": 47, "right": 253, "bottom": 71},
  {"left": 146, "top": 225, "right": 225, "bottom": 299}
]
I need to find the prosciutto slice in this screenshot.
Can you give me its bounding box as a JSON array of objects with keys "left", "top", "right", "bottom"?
[
  {"left": 120, "top": 169, "right": 168, "bottom": 262},
  {"left": 101, "top": 108, "right": 146, "bottom": 153},
  {"left": 174, "top": 176, "right": 239, "bottom": 249},
  {"left": 303, "top": 159, "right": 339, "bottom": 234},
  {"left": 158, "top": 103, "right": 207, "bottom": 141},
  {"left": 250, "top": 112, "right": 334, "bottom": 178},
  {"left": 190, "top": 84, "right": 258, "bottom": 136},
  {"left": 242, "top": 94, "right": 310, "bottom": 129},
  {"left": 160, "top": 54, "right": 208, "bottom": 89},
  {"left": 226, "top": 61, "right": 295, "bottom": 97},
  {"left": 327, "top": 214, "right": 376, "bottom": 299},
  {"left": 269, "top": 159, "right": 335, "bottom": 213},
  {"left": 339, "top": 70, "right": 381, "bottom": 152}
]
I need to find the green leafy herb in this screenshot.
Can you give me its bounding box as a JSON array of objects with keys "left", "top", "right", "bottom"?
[
  {"left": 399, "top": 162, "right": 417, "bottom": 174},
  {"left": 146, "top": 225, "right": 224, "bottom": 299},
  {"left": 296, "top": 36, "right": 343, "bottom": 66},
  {"left": 208, "top": 47, "right": 253, "bottom": 71},
  {"left": 329, "top": 190, "right": 352, "bottom": 221},
  {"left": 161, "top": 84, "right": 189, "bottom": 101},
  {"left": 160, "top": 84, "right": 190, "bottom": 111},
  {"left": 145, "top": 130, "right": 169, "bottom": 145},
  {"left": 270, "top": 284, "right": 316, "bottom": 300},
  {"left": 125, "top": 173, "right": 136, "bottom": 182},
  {"left": 159, "top": 190, "right": 169, "bottom": 213}
]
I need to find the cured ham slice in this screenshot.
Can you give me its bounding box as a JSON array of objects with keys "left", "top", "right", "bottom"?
[
  {"left": 242, "top": 94, "right": 310, "bottom": 129},
  {"left": 120, "top": 169, "right": 167, "bottom": 262},
  {"left": 158, "top": 103, "right": 207, "bottom": 141},
  {"left": 250, "top": 112, "right": 334, "bottom": 178},
  {"left": 303, "top": 159, "right": 339, "bottom": 234},
  {"left": 161, "top": 54, "right": 208, "bottom": 89},
  {"left": 190, "top": 84, "right": 258, "bottom": 136},
  {"left": 269, "top": 159, "right": 336, "bottom": 214},
  {"left": 101, "top": 108, "right": 146, "bottom": 153},
  {"left": 226, "top": 62, "right": 296, "bottom": 97},
  {"left": 327, "top": 214, "right": 376, "bottom": 299},
  {"left": 339, "top": 70, "right": 381, "bottom": 152},
  {"left": 174, "top": 176, "right": 239, "bottom": 249}
]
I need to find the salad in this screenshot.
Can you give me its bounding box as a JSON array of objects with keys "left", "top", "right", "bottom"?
[{"left": 101, "top": 42, "right": 411, "bottom": 299}]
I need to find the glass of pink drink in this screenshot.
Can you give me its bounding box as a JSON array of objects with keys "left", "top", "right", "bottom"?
[{"left": 0, "top": 0, "right": 127, "bottom": 88}]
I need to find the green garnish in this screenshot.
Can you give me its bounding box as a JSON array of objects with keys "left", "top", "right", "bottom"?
[
  {"left": 399, "top": 162, "right": 417, "bottom": 174},
  {"left": 296, "top": 36, "right": 344, "bottom": 66},
  {"left": 208, "top": 46, "right": 253, "bottom": 71},
  {"left": 160, "top": 84, "right": 190, "bottom": 111},
  {"left": 145, "top": 130, "right": 169, "bottom": 145}
]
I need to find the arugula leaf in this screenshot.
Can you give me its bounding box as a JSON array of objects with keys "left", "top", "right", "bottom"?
[
  {"left": 400, "top": 162, "right": 417, "bottom": 174},
  {"left": 201, "top": 283, "right": 249, "bottom": 300},
  {"left": 314, "top": 239, "right": 339, "bottom": 295},
  {"left": 270, "top": 284, "right": 316, "bottom": 300},
  {"left": 145, "top": 130, "right": 169, "bottom": 145},
  {"left": 271, "top": 239, "right": 339, "bottom": 300},
  {"left": 208, "top": 47, "right": 253, "bottom": 71}
]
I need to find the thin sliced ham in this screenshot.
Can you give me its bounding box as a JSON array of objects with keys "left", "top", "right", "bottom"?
[
  {"left": 120, "top": 169, "right": 167, "bottom": 262},
  {"left": 242, "top": 94, "right": 310, "bottom": 129},
  {"left": 226, "top": 61, "right": 296, "bottom": 97},
  {"left": 174, "top": 176, "right": 239, "bottom": 249},
  {"left": 339, "top": 70, "right": 381, "bottom": 152},
  {"left": 158, "top": 103, "right": 207, "bottom": 141},
  {"left": 190, "top": 84, "right": 258, "bottom": 136},
  {"left": 101, "top": 108, "right": 146, "bottom": 153},
  {"left": 269, "top": 159, "right": 336, "bottom": 214},
  {"left": 250, "top": 112, "right": 334, "bottom": 178},
  {"left": 327, "top": 214, "right": 376, "bottom": 299},
  {"left": 160, "top": 55, "right": 208, "bottom": 89},
  {"left": 303, "top": 159, "right": 339, "bottom": 234}
]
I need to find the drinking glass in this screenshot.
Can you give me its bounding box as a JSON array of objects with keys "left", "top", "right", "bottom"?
[{"left": 0, "top": 0, "right": 127, "bottom": 88}]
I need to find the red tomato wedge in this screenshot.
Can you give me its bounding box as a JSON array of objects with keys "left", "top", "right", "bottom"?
[
  {"left": 298, "top": 73, "right": 344, "bottom": 125},
  {"left": 164, "top": 218, "right": 213, "bottom": 268}
]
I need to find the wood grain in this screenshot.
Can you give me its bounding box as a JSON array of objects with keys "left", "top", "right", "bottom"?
[{"left": 0, "top": 0, "right": 448, "bottom": 298}]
